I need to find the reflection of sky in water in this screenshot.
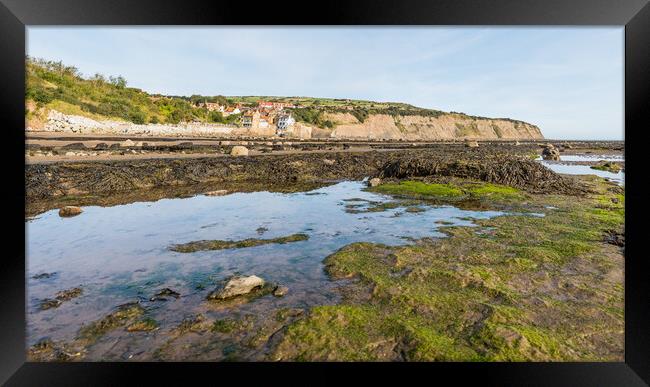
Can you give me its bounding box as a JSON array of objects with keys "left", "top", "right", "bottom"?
[
  {"left": 535, "top": 155, "right": 623, "bottom": 162},
  {"left": 538, "top": 161, "right": 624, "bottom": 185},
  {"left": 26, "top": 181, "right": 509, "bottom": 343}
]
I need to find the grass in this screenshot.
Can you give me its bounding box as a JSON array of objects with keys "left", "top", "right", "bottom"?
[{"left": 274, "top": 176, "right": 624, "bottom": 361}]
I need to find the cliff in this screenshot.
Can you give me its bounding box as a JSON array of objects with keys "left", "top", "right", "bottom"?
[
  {"left": 316, "top": 112, "right": 543, "bottom": 140},
  {"left": 25, "top": 57, "right": 544, "bottom": 140}
]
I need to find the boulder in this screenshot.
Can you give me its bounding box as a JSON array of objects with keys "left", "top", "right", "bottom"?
[
  {"left": 94, "top": 142, "right": 109, "bottom": 150},
  {"left": 465, "top": 140, "right": 479, "bottom": 148},
  {"left": 120, "top": 139, "right": 135, "bottom": 147},
  {"left": 59, "top": 206, "right": 83, "bottom": 217},
  {"left": 207, "top": 275, "right": 265, "bottom": 300},
  {"left": 541, "top": 144, "right": 561, "bottom": 161},
  {"left": 368, "top": 178, "right": 382, "bottom": 187},
  {"left": 273, "top": 285, "right": 289, "bottom": 297},
  {"left": 231, "top": 146, "right": 249, "bottom": 156}
]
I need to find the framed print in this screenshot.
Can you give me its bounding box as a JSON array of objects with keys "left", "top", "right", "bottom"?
[{"left": 1, "top": 0, "right": 649, "bottom": 385}]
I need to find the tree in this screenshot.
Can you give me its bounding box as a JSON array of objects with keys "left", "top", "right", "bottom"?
[{"left": 109, "top": 75, "right": 127, "bottom": 88}]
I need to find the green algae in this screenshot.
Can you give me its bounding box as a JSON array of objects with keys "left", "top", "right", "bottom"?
[
  {"left": 370, "top": 180, "right": 525, "bottom": 202},
  {"left": 372, "top": 181, "right": 464, "bottom": 198},
  {"left": 78, "top": 302, "right": 145, "bottom": 342},
  {"left": 590, "top": 161, "right": 622, "bottom": 173},
  {"left": 170, "top": 233, "right": 309, "bottom": 253},
  {"left": 274, "top": 176, "right": 624, "bottom": 361},
  {"left": 126, "top": 317, "right": 158, "bottom": 332}
]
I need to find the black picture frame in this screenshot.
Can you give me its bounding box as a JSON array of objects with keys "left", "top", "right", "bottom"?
[{"left": 1, "top": 0, "right": 648, "bottom": 385}]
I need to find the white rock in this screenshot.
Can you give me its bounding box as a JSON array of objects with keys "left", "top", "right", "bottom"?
[
  {"left": 121, "top": 139, "right": 135, "bottom": 147},
  {"left": 231, "top": 146, "right": 249, "bottom": 156},
  {"left": 208, "top": 275, "right": 265, "bottom": 300},
  {"left": 368, "top": 178, "right": 382, "bottom": 187}
]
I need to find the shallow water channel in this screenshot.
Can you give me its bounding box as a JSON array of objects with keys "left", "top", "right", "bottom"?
[
  {"left": 27, "top": 180, "right": 517, "bottom": 354},
  {"left": 535, "top": 155, "right": 625, "bottom": 185}
]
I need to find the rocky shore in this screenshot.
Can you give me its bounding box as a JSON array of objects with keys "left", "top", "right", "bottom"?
[{"left": 25, "top": 144, "right": 597, "bottom": 216}]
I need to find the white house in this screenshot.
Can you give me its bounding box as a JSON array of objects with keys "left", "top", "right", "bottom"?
[{"left": 276, "top": 113, "right": 295, "bottom": 130}]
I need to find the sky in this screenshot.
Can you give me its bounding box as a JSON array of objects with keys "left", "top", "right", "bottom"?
[{"left": 27, "top": 27, "right": 623, "bottom": 140}]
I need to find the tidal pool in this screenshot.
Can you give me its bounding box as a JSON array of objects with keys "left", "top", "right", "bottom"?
[
  {"left": 535, "top": 154, "right": 623, "bottom": 162},
  {"left": 538, "top": 160, "right": 624, "bottom": 185},
  {"left": 26, "top": 180, "right": 509, "bottom": 352}
]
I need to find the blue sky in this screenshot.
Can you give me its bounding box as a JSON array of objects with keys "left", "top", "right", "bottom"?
[{"left": 27, "top": 27, "right": 623, "bottom": 140}]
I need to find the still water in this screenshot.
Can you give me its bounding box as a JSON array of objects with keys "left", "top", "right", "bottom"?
[
  {"left": 536, "top": 155, "right": 624, "bottom": 185},
  {"left": 26, "top": 181, "right": 508, "bottom": 346}
]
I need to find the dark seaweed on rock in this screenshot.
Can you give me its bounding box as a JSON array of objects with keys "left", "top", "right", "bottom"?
[
  {"left": 378, "top": 156, "right": 585, "bottom": 195},
  {"left": 171, "top": 233, "right": 309, "bottom": 253},
  {"left": 25, "top": 146, "right": 541, "bottom": 201}
]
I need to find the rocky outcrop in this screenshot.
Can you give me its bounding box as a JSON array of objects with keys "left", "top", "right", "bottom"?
[{"left": 541, "top": 144, "right": 561, "bottom": 160}]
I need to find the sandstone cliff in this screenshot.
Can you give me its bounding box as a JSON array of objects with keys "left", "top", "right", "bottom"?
[
  {"left": 28, "top": 109, "right": 542, "bottom": 141},
  {"left": 317, "top": 112, "right": 543, "bottom": 140}
]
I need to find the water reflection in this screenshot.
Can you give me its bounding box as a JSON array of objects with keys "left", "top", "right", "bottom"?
[{"left": 26, "top": 180, "right": 509, "bottom": 344}]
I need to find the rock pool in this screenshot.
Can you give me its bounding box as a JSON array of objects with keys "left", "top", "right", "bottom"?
[{"left": 27, "top": 180, "right": 513, "bottom": 358}]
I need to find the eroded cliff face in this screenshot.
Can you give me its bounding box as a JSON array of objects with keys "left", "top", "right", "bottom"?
[
  {"left": 319, "top": 112, "right": 543, "bottom": 140},
  {"left": 28, "top": 109, "right": 542, "bottom": 140}
]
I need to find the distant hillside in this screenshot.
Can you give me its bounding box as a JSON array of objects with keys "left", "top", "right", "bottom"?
[
  {"left": 25, "top": 57, "right": 244, "bottom": 126},
  {"left": 25, "top": 57, "right": 543, "bottom": 140}
]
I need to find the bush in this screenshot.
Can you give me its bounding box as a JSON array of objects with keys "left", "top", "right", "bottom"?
[
  {"left": 129, "top": 110, "right": 146, "bottom": 124},
  {"left": 351, "top": 109, "right": 369, "bottom": 123},
  {"left": 26, "top": 86, "right": 54, "bottom": 104},
  {"left": 208, "top": 110, "right": 225, "bottom": 123}
]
